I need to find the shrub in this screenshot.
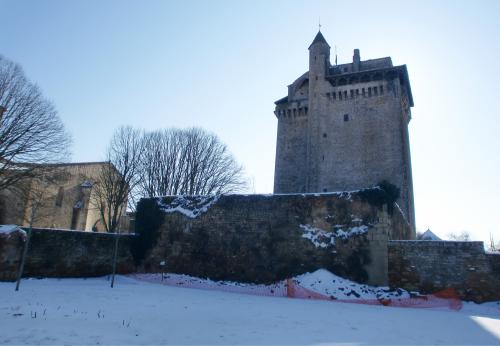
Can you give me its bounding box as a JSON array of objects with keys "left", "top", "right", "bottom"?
[
  {"left": 358, "top": 181, "right": 400, "bottom": 213},
  {"left": 130, "top": 198, "right": 164, "bottom": 265}
]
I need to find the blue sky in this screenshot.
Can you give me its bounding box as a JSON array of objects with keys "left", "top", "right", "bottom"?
[{"left": 1, "top": 0, "right": 499, "bottom": 243}]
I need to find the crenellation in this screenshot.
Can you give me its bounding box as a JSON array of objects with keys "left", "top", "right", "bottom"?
[
  {"left": 325, "top": 83, "right": 387, "bottom": 103},
  {"left": 274, "top": 105, "right": 309, "bottom": 120}
]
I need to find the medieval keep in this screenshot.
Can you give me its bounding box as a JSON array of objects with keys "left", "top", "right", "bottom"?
[{"left": 273, "top": 31, "right": 415, "bottom": 229}]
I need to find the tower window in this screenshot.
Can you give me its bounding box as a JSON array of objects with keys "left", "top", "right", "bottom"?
[
  {"left": 323, "top": 188, "right": 327, "bottom": 192},
  {"left": 374, "top": 86, "right": 378, "bottom": 95},
  {"left": 344, "top": 91, "right": 348, "bottom": 99},
  {"left": 344, "top": 114, "right": 349, "bottom": 122},
  {"left": 323, "top": 133, "right": 327, "bottom": 138},
  {"left": 356, "top": 89, "right": 359, "bottom": 96},
  {"left": 315, "top": 76, "right": 318, "bottom": 80},
  {"left": 368, "top": 87, "right": 372, "bottom": 96},
  {"left": 350, "top": 90, "right": 354, "bottom": 98},
  {"left": 333, "top": 92, "right": 336, "bottom": 100},
  {"left": 380, "top": 85, "right": 384, "bottom": 94},
  {"left": 362, "top": 88, "right": 365, "bottom": 96},
  {"left": 339, "top": 91, "right": 342, "bottom": 100}
]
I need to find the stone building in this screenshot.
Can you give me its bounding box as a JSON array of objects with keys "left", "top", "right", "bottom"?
[
  {"left": 273, "top": 31, "right": 415, "bottom": 229},
  {"left": 0, "top": 162, "right": 129, "bottom": 232}
]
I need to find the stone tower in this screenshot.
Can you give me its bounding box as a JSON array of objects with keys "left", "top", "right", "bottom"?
[{"left": 273, "top": 31, "right": 415, "bottom": 229}]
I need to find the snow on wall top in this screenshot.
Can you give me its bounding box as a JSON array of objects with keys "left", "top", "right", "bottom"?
[
  {"left": 156, "top": 188, "right": 376, "bottom": 219},
  {"left": 0, "top": 224, "right": 27, "bottom": 239},
  {"left": 394, "top": 202, "right": 410, "bottom": 226},
  {"left": 250, "top": 188, "right": 375, "bottom": 201},
  {"left": 156, "top": 191, "right": 355, "bottom": 220},
  {"left": 158, "top": 195, "right": 220, "bottom": 218}
]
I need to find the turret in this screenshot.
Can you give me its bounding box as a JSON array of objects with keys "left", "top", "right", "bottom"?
[
  {"left": 353, "top": 49, "right": 361, "bottom": 72},
  {"left": 308, "top": 31, "right": 330, "bottom": 79}
]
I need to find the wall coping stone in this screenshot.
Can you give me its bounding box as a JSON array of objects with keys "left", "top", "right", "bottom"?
[{"left": 22, "top": 227, "right": 136, "bottom": 237}]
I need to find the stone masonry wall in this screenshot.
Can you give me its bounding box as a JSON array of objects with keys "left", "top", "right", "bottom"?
[
  {"left": 273, "top": 114, "right": 308, "bottom": 193},
  {"left": 388, "top": 241, "right": 500, "bottom": 302},
  {"left": 137, "top": 192, "right": 412, "bottom": 286},
  {"left": 0, "top": 229, "right": 26, "bottom": 281},
  {"left": 0, "top": 228, "right": 135, "bottom": 281}
]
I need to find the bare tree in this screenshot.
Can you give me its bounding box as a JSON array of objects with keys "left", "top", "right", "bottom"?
[
  {"left": 90, "top": 127, "right": 144, "bottom": 288},
  {"left": 488, "top": 233, "right": 500, "bottom": 252},
  {"left": 0, "top": 55, "right": 71, "bottom": 191},
  {"left": 447, "top": 231, "right": 471, "bottom": 241},
  {"left": 138, "top": 127, "right": 246, "bottom": 197},
  {"left": 91, "top": 126, "right": 144, "bottom": 233}
]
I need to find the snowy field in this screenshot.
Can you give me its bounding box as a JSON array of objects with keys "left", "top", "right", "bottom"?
[{"left": 1, "top": 275, "right": 499, "bottom": 345}]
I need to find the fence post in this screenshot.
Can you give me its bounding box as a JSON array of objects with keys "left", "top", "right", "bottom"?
[
  {"left": 286, "top": 278, "right": 294, "bottom": 298},
  {"left": 110, "top": 231, "right": 120, "bottom": 288},
  {"left": 15, "top": 222, "right": 33, "bottom": 291}
]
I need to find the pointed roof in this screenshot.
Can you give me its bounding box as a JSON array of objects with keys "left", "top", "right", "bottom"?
[
  {"left": 420, "top": 229, "right": 441, "bottom": 241},
  {"left": 309, "top": 31, "right": 330, "bottom": 49}
]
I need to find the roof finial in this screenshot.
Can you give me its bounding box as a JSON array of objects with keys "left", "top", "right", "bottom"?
[{"left": 318, "top": 17, "right": 321, "bottom": 31}]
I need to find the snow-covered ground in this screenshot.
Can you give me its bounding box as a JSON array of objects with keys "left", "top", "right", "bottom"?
[
  {"left": 132, "top": 269, "right": 413, "bottom": 304},
  {"left": 1, "top": 275, "right": 499, "bottom": 345}
]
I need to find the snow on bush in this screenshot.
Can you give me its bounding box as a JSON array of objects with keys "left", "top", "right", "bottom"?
[{"left": 158, "top": 195, "right": 220, "bottom": 218}]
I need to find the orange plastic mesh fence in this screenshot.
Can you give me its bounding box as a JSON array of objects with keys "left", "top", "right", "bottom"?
[
  {"left": 130, "top": 273, "right": 287, "bottom": 297},
  {"left": 130, "top": 274, "right": 462, "bottom": 311},
  {"left": 285, "top": 279, "right": 462, "bottom": 310}
]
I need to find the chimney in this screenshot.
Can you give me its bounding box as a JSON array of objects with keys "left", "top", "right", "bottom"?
[{"left": 353, "top": 49, "right": 361, "bottom": 72}]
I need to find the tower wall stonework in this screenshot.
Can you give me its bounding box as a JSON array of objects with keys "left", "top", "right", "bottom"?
[
  {"left": 274, "top": 114, "right": 308, "bottom": 192},
  {"left": 274, "top": 32, "right": 415, "bottom": 230}
]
